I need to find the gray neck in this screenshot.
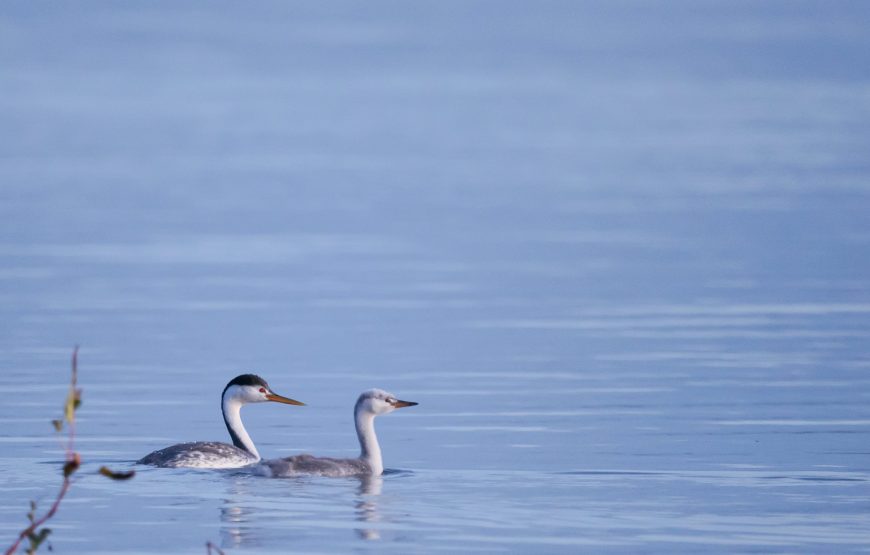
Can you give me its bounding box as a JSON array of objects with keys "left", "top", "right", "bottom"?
[
  {"left": 355, "top": 407, "right": 383, "bottom": 475},
  {"left": 222, "top": 395, "right": 260, "bottom": 459}
]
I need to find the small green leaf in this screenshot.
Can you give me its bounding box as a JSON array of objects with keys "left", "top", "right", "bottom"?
[
  {"left": 63, "top": 389, "right": 82, "bottom": 422},
  {"left": 26, "top": 527, "right": 51, "bottom": 553},
  {"left": 33, "top": 528, "right": 50, "bottom": 543},
  {"left": 64, "top": 393, "right": 75, "bottom": 423},
  {"left": 51, "top": 419, "right": 63, "bottom": 432},
  {"left": 99, "top": 466, "right": 135, "bottom": 480}
]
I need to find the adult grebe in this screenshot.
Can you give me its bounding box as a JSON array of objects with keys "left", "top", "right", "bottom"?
[
  {"left": 137, "top": 374, "right": 304, "bottom": 468},
  {"left": 256, "top": 389, "right": 417, "bottom": 477}
]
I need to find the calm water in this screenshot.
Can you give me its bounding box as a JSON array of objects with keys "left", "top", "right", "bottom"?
[{"left": 2, "top": 1, "right": 870, "bottom": 553}]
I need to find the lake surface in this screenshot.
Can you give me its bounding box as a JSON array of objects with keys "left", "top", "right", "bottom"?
[{"left": 2, "top": 1, "right": 870, "bottom": 553}]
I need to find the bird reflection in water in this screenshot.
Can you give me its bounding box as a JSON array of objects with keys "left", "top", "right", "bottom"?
[
  {"left": 219, "top": 477, "right": 256, "bottom": 550},
  {"left": 216, "top": 473, "right": 392, "bottom": 545},
  {"left": 355, "top": 474, "right": 384, "bottom": 540}
]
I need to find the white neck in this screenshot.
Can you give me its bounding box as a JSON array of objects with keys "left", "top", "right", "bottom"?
[
  {"left": 355, "top": 408, "right": 383, "bottom": 475},
  {"left": 222, "top": 395, "right": 260, "bottom": 460}
]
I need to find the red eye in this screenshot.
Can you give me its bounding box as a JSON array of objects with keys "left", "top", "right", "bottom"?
[{"left": 259, "top": 387, "right": 266, "bottom": 393}]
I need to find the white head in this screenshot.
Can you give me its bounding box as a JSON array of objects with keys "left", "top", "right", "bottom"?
[
  {"left": 219, "top": 374, "right": 304, "bottom": 459},
  {"left": 222, "top": 374, "right": 305, "bottom": 407},
  {"left": 355, "top": 388, "right": 418, "bottom": 416}
]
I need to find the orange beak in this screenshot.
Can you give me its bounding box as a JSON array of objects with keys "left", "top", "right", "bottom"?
[{"left": 265, "top": 392, "right": 305, "bottom": 406}]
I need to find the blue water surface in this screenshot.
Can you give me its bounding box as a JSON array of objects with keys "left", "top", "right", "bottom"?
[{"left": 2, "top": 1, "right": 870, "bottom": 553}]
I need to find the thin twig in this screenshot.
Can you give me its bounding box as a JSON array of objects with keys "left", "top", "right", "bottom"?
[
  {"left": 206, "top": 541, "right": 227, "bottom": 555},
  {"left": 3, "top": 478, "right": 72, "bottom": 555},
  {"left": 66, "top": 347, "right": 78, "bottom": 456},
  {"left": 4, "top": 347, "right": 80, "bottom": 555}
]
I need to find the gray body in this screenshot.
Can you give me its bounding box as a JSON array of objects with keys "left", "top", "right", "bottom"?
[
  {"left": 137, "top": 441, "right": 257, "bottom": 468},
  {"left": 259, "top": 454, "right": 372, "bottom": 477}
]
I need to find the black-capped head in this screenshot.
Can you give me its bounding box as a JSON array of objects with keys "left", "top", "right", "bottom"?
[{"left": 221, "top": 374, "right": 305, "bottom": 406}]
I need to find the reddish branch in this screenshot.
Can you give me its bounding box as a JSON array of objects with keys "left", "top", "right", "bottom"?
[
  {"left": 66, "top": 346, "right": 79, "bottom": 456},
  {"left": 4, "top": 478, "right": 73, "bottom": 555},
  {"left": 4, "top": 347, "right": 80, "bottom": 555}
]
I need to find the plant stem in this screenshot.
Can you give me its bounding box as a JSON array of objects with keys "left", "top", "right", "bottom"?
[
  {"left": 4, "top": 477, "right": 71, "bottom": 555},
  {"left": 4, "top": 347, "right": 79, "bottom": 555}
]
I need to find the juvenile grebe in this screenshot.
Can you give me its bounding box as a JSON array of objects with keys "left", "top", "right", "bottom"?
[{"left": 256, "top": 388, "right": 416, "bottom": 477}]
